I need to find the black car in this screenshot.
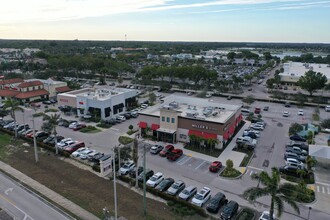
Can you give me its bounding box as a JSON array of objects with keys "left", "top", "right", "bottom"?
[
  {"left": 0, "top": 119, "right": 14, "bottom": 127},
  {"left": 155, "top": 178, "right": 175, "bottom": 192},
  {"left": 105, "top": 118, "right": 117, "bottom": 125},
  {"left": 206, "top": 192, "right": 227, "bottom": 213},
  {"left": 220, "top": 201, "right": 239, "bottom": 219},
  {"left": 35, "top": 131, "right": 50, "bottom": 141},
  {"left": 129, "top": 166, "right": 144, "bottom": 178},
  {"left": 138, "top": 169, "right": 154, "bottom": 182},
  {"left": 285, "top": 102, "right": 291, "bottom": 107},
  {"left": 88, "top": 153, "right": 105, "bottom": 163},
  {"left": 289, "top": 135, "right": 306, "bottom": 142},
  {"left": 286, "top": 141, "right": 309, "bottom": 151},
  {"left": 43, "top": 100, "right": 52, "bottom": 105},
  {"left": 123, "top": 113, "right": 132, "bottom": 119},
  {"left": 263, "top": 106, "right": 269, "bottom": 111}
]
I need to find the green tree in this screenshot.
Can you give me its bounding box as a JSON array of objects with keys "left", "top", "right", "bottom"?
[
  {"left": 128, "top": 125, "right": 133, "bottom": 131},
  {"left": 3, "top": 98, "right": 23, "bottom": 137},
  {"left": 43, "top": 113, "right": 61, "bottom": 154},
  {"left": 306, "top": 156, "right": 317, "bottom": 174},
  {"left": 148, "top": 92, "right": 156, "bottom": 105},
  {"left": 266, "top": 78, "right": 276, "bottom": 90},
  {"left": 289, "top": 123, "right": 304, "bottom": 135},
  {"left": 321, "top": 118, "right": 330, "bottom": 129},
  {"left": 297, "top": 70, "right": 327, "bottom": 96},
  {"left": 226, "top": 159, "right": 233, "bottom": 169},
  {"left": 244, "top": 168, "right": 300, "bottom": 220},
  {"left": 242, "top": 95, "right": 255, "bottom": 105}
]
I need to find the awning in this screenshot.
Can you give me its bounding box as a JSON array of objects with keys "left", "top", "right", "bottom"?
[
  {"left": 151, "top": 124, "right": 160, "bottom": 131},
  {"left": 157, "top": 127, "right": 176, "bottom": 134},
  {"left": 203, "top": 132, "right": 217, "bottom": 139},
  {"left": 188, "top": 130, "right": 203, "bottom": 138},
  {"left": 139, "top": 121, "right": 147, "bottom": 129}
]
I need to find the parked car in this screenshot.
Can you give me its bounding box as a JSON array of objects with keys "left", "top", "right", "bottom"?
[
  {"left": 206, "top": 192, "right": 227, "bottom": 213},
  {"left": 159, "top": 145, "right": 174, "bottom": 157},
  {"left": 178, "top": 185, "right": 197, "bottom": 201},
  {"left": 150, "top": 145, "right": 164, "bottom": 154},
  {"left": 56, "top": 138, "right": 73, "bottom": 148},
  {"left": 166, "top": 180, "right": 185, "bottom": 196},
  {"left": 285, "top": 102, "right": 291, "bottom": 107},
  {"left": 286, "top": 146, "right": 308, "bottom": 156},
  {"left": 243, "top": 132, "right": 258, "bottom": 139},
  {"left": 78, "top": 149, "right": 96, "bottom": 160},
  {"left": 250, "top": 123, "right": 264, "bottom": 131},
  {"left": 128, "top": 166, "right": 144, "bottom": 178},
  {"left": 286, "top": 141, "right": 308, "bottom": 151},
  {"left": 68, "top": 121, "right": 79, "bottom": 129},
  {"left": 58, "top": 140, "right": 76, "bottom": 150},
  {"left": 220, "top": 200, "right": 239, "bottom": 219},
  {"left": 166, "top": 149, "right": 183, "bottom": 161},
  {"left": 191, "top": 187, "right": 211, "bottom": 207},
  {"left": 42, "top": 100, "right": 52, "bottom": 105},
  {"left": 16, "top": 124, "right": 30, "bottom": 132},
  {"left": 289, "top": 135, "right": 306, "bottom": 142},
  {"left": 209, "top": 161, "right": 222, "bottom": 173},
  {"left": 47, "top": 136, "right": 65, "bottom": 146},
  {"left": 254, "top": 107, "right": 261, "bottom": 114},
  {"left": 30, "top": 102, "right": 41, "bottom": 108},
  {"left": 155, "top": 178, "right": 175, "bottom": 192},
  {"left": 71, "top": 147, "right": 89, "bottom": 157},
  {"left": 138, "top": 169, "right": 154, "bottom": 182},
  {"left": 20, "top": 129, "right": 33, "bottom": 136},
  {"left": 88, "top": 153, "right": 105, "bottom": 164},
  {"left": 72, "top": 123, "right": 87, "bottom": 131},
  {"left": 259, "top": 211, "right": 275, "bottom": 220},
  {"left": 119, "top": 161, "right": 135, "bottom": 175},
  {"left": 285, "top": 158, "right": 305, "bottom": 169},
  {"left": 146, "top": 172, "right": 164, "bottom": 187},
  {"left": 35, "top": 131, "right": 49, "bottom": 141},
  {"left": 64, "top": 141, "right": 86, "bottom": 154},
  {"left": 116, "top": 115, "right": 126, "bottom": 122},
  {"left": 298, "top": 109, "right": 304, "bottom": 116},
  {"left": 284, "top": 152, "right": 306, "bottom": 162},
  {"left": 283, "top": 111, "right": 290, "bottom": 117},
  {"left": 26, "top": 130, "right": 37, "bottom": 138},
  {"left": 263, "top": 106, "right": 269, "bottom": 111}
]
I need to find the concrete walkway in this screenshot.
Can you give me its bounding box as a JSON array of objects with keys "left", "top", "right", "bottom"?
[
  {"left": 0, "top": 161, "right": 99, "bottom": 220},
  {"left": 143, "top": 120, "right": 251, "bottom": 168}
]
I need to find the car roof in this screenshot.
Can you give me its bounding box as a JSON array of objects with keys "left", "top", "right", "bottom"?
[{"left": 185, "top": 185, "right": 196, "bottom": 191}]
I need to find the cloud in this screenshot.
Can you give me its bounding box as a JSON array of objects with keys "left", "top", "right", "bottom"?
[{"left": 0, "top": 0, "right": 320, "bottom": 24}]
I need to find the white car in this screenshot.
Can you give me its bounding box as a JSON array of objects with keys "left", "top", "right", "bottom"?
[
  {"left": 146, "top": 172, "right": 164, "bottom": 188},
  {"left": 116, "top": 115, "right": 126, "bottom": 122},
  {"left": 298, "top": 109, "right": 304, "bottom": 116},
  {"left": 71, "top": 147, "right": 89, "bottom": 157},
  {"left": 56, "top": 138, "right": 73, "bottom": 148},
  {"left": 191, "top": 187, "right": 211, "bottom": 207},
  {"left": 259, "top": 211, "right": 275, "bottom": 220},
  {"left": 58, "top": 140, "right": 76, "bottom": 150},
  {"left": 285, "top": 158, "right": 305, "bottom": 168},
  {"left": 250, "top": 123, "right": 264, "bottom": 130},
  {"left": 69, "top": 122, "right": 78, "bottom": 129},
  {"left": 283, "top": 111, "right": 290, "bottom": 117},
  {"left": 119, "top": 161, "right": 135, "bottom": 175},
  {"left": 78, "top": 149, "right": 96, "bottom": 160}
]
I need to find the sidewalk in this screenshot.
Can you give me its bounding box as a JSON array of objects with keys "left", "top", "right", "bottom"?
[
  {"left": 143, "top": 120, "right": 251, "bottom": 168},
  {"left": 0, "top": 161, "right": 99, "bottom": 220}
]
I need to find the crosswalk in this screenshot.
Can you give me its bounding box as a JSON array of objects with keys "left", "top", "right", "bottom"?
[
  {"left": 245, "top": 166, "right": 264, "bottom": 177},
  {"left": 315, "top": 182, "right": 330, "bottom": 195}
]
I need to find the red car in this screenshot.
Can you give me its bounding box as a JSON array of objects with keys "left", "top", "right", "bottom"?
[
  {"left": 73, "top": 123, "right": 87, "bottom": 131},
  {"left": 64, "top": 141, "right": 85, "bottom": 154},
  {"left": 159, "top": 145, "right": 174, "bottom": 157},
  {"left": 167, "top": 149, "right": 183, "bottom": 161},
  {"left": 26, "top": 130, "right": 38, "bottom": 138},
  {"left": 209, "top": 161, "right": 222, "bottom": 172}
]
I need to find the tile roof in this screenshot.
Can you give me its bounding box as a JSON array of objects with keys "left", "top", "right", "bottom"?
[
  {"left": 55, "top": 86, "right": 71, "bottom": 93},
  {"left": 14, "top": 89, "right": 49, "bottom": 99},
  {"left": 0, "top": 89, "right": 19, "bottom": 97},
  {"left": 17, "top": 80, "right": 43, "bottom": 88},
  {"left": 0, "top": 78, "right": 24, "bottom": 85}
]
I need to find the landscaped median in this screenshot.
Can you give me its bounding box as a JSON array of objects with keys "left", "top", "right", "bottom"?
[
  {"left": 220, "top": 159, "right": 242, "bottom": 178},
  {"left": 79, "top": 125, "right": 101, "bottom": 133}
]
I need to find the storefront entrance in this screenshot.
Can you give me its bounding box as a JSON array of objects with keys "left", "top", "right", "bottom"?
[{"left": 157, "top": 131, "right": 176, "bottom": 143}]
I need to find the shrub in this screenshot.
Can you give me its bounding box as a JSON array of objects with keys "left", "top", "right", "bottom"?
[
  {"left": 32, "top": 112, "right": 45, "bottom": 117},
  {"left": 118, "top": 136, "right": 134, "bottom": 145},
  {"left": 80, "top": 126, "right": 101, "bottom": 133},
  {"left": 226, "top": 159, "right": 234, "bottom": 169},
  {"left": 220, "top": 168, "right": 241, "bottom": 178},
  {"left": 44, "top": 108, "right": 59, "bottom": 113}
]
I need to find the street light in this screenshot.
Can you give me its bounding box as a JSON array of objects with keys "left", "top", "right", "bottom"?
[
  {"left": 112, "top": 149, "right": 118, "bottom": 220},
  {"left": 307, "top": 206, "right": 312, "bottom": 220},
  {"left": 32, "top": 116, "right": 39, "bottom": 163}
]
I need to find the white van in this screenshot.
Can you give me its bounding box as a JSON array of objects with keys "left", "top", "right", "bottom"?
[
  {"left": 241, "top": 108, "right": 250, "bottom": 115},
  {"left": 325, "top": 106, "right": 330, "bottom": 112}
]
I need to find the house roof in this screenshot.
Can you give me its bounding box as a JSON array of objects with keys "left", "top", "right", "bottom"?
[
  {"left": 0, "top": 89, "right": 19, "bottom": 97},
  {"left": 17, "top": 80, "right": 43, "bottom": 88},
  {"left": 14, "top": 89, "right": 49, "bottom": 99},
  {"left": 55, "top": 86, "right": 71, "bottom": 93},
  {"left": 0, "top": 78, "right": 24, "bottom": 85}
]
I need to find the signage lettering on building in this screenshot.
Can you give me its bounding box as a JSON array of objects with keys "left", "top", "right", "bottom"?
[
  {"left": 192, "top": 124, "right": 217, "bottom": 131},
  {"left": 60, "top": 99, "right": 68, "bottom": 103},
  {"left": 79, "top": 101, "right": 84, "bottom": 105}
]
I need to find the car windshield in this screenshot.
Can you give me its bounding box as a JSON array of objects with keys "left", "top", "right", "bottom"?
[
  {"left": 195, "top": 194, "right": 204, "bottom": 200},
  {"left": 150, "top": 176, "right": 158, "bottom": 181},
  {"left": 172, "top": 183, "right": 180, "bottom": 189},
  {"left": 122, "top": 164, "right": 130, "bottom": 169},
  {"left": 182, "top": 190, "right": 189, "bottom": 195},
  {"left": 261, "top": 213, "right": 270, "bottom": 219}
]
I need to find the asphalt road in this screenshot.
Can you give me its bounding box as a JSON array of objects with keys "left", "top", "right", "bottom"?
[{"left": 0, "top": 172, "right": 72, "bottom": 220}]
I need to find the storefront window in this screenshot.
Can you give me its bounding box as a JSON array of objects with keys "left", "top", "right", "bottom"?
[
  {"left": 171, "top": 118, "right": 175, "bottom": 123},
  {"left": 166, "top": 117, "right": 170, "bottom": 123},
  {"left": 162, "top": 116, "right": 165, "bottom": 122}
]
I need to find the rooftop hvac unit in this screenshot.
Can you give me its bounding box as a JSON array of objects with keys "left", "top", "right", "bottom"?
[
  {"left": 212, "top": 112, "right": 218, "bottom": 116},
  {"left": 169, "top": 101, "right": 179, "bottom": 108},
  {"left": 193, "top": 106, "right": 197, "bottom": 110}
]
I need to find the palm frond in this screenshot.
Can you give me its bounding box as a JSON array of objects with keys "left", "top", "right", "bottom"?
[
  {"left": 279, "top": 195, "right": 300, "bottom": 215},
  {"left": 273, "top": 196, "right": 284, "bottom": 218},
  {"left": 243, "top": 187, "right": 270, "bottom": 201}
]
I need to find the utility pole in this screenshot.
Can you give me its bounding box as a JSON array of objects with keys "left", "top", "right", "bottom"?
[
  {"left": 143, "top": 143, "right": 147, "bottom": 217},
  {"left": 118, "top": 145, "right": 121, "bottom": 169},
  {"left": 32, "top": 117, "right": 38, "bottom": 163},
  {"left": 112, "top": 150, "right": 117, "bottom": 220}
]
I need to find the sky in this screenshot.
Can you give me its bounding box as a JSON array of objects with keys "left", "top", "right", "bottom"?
[{"left": 0, "top": 0, "right": 329, "bottom": 43}]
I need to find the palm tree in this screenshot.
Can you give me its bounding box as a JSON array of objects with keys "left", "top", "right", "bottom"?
[
  {"left": 206, "top": 138, "right": 219, "bottom": 152},
  {"left": 43, "top": 113, "right": 61, "bottom": 154},
  {"left": 306, "top": 156, "right": 317, "bottom": 174},
  {"left": 3, "top": 98, "right": 23, "bottom": 138},
  {"left": 243, "top": 167, "right": 300, "bottom": 220}
]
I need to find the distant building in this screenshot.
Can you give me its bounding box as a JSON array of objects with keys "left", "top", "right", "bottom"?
[
  {"left": 138, "top": 95, "right": 242, "bottom": 149},
  {"left": 280, "top": 62, "right": 330, "bottom": 85},
  {"left": 25, "top": 78, "right": 70, "bottom": 98},
  {"left": 57, "top": 88, "right": 139, "bottom": 120}
]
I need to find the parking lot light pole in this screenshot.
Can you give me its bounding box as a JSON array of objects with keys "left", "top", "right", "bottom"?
[
  {"left": 32, "top": 117, "right": 39, "bottom": 163},
  {"left": 112, "top": 150, "right": 118, "bottom": 220},
  {"left": 143, "top": 143, "right": 147, "bottom": 217},
  {"left": 307, "top": 207, "right": 312, "bottom": 220}
]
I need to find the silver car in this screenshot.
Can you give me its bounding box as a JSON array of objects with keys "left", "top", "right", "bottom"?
[
  {"left": 178, "top": 185, "right": 197, "bottom": 201},
  {"left": 167, "top": 180, "right": 185, "bottom": 196}
]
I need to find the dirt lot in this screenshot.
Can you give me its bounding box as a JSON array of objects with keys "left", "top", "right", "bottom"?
[{"left": 0, "top": 133, "right": 202, "bottom": 220}]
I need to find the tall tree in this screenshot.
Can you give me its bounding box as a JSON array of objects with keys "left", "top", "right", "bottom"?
[
  {"left": 297, "top": 70, "right": 327, "bottom": 96},
  {"left": 243, "top": 167, "right": 300, "bottom": 220},
  {"left": 43, "top": 113, "right": 61, "bottom": 154},
  {"left": 3, "top": 98, "right": 23, "bottom": 138}
]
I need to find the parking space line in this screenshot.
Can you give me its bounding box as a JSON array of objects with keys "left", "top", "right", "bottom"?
[
  {"left": 247, "top": 166, "right": 264, "bottom": 172},
  {"left": 177, "top": 156, "right": 192, "bottom": 165},
  {"left": 322, "top": 187, "right": 325, "bottom": 194},
  {"left": 317, "top": 186, "right": 320, "bottom": 193},
  {"left": 316, "top": 181, "right": 330, "bottom": 187},
  {"left": 176, "top": 155, "right": 187, "bottom": 164},
  {"left": 327, "top": 188, "right": 330, "bottom": 194},
  {"left": 249, "top": 170, "right": 254, "bottom": 176},
  {"left": 194, "top": 161, "right": 206, "bottom": 170}
]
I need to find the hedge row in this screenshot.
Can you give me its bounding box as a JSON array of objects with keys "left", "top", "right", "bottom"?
[{"left": 117, "top": 175, "right": 208, "bottom": 218}]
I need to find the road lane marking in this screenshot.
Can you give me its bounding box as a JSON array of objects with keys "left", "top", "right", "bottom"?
[
  {"left": 317, "top": 186, "right": 320, "bottom": 192},
  {"left": 322, "top": 187, "right": 325, "bottom": 194},
  {"left": 0, "top": 193, "right": 16, "bottom": 206},
  {"left": 195, "top": 161, "right": 206, "bottom": 170},
  {"left": 177, "top": 156, "right": 192, "bottom": 165},
  {"left": 247, "top": 166, "right": 264, "bottom": 171},
  {"left": 110, "top": 128, "right": 119, "bottom": 131},
  {"left": 4, "top": 188, "right": 13, "bottom": 195},
  {"left": 249, "top": 171, "right": 254, "bottom": 176}
]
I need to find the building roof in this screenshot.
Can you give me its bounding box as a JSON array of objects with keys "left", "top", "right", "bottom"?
[
  {"left": 0, "top": 89, "right": 19, "bottom": 97},
  {"left": 280, "top": 62, "right": 330, "bottom": 81},
  {"left": 17, "top": 80, "right": 43, "bottom": 88},
  {"left": 309, "top": 145, "right": 330, "bottom": 159},
  {"left": 140, "top": 95, "right": 240, "bottom": 124},
  {"left": 14, "top": 89, "right": 49, "bottom": 99},
  {"left": 55, "top": 86, "right": 71, "bottom": 93},
  {"left": 0, "top": 78, "right": 24, "bottom": 85}
]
